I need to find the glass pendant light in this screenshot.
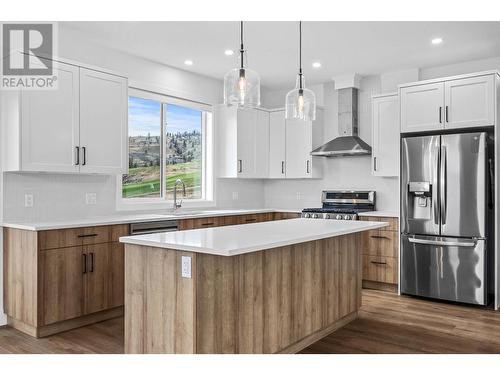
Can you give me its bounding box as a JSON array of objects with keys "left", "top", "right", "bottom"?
[
  {"left": 285, "top": 21, "right": 316, "bottom": 121},
  {"left": 223, "top": 21, "right": 261, "bottom": 108}
]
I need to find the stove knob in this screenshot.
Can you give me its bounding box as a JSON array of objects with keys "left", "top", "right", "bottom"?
[
  {"left": 343, "top": 215, "right": 352, "bottom": 220},
  {"left": 335, "top": 214, "right": 343, "bottom": 220},
  {"left": 324, "top": 214, "right": 330, "bottom": 219},
  {"left": 312, "top": 213, "right": 319, "bottom": 219},
  {"left": 304, "top": 213, "right": 311, "bottom": 218}
]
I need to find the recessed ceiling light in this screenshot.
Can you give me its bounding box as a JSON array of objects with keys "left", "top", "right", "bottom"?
[
  {"left": 224, "top": 49, "right": 234, "bottom": 56},
  {"left": 312, "top": 62, "right": 321, "bottom": 68},
  {"left": 431, "top": 37, "right": 443, "bottom": 45},
  {"left": 184, "top": 60, "right": 194, "bottom": 66}
]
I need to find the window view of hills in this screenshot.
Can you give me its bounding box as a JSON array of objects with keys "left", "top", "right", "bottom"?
[{"left": 122, "top": 97, "right": 203, "bottom": 199}]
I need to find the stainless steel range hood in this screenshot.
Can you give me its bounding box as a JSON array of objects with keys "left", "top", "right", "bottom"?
[{"left": 311, "top": 87, "right": 371, "bottom": 157}]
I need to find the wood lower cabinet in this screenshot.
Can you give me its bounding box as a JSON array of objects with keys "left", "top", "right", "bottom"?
[
  {"left": 3, "top": 224, "right": 127, "bottom": 337},
  {"left": 108, "top": 242, "right": 125, "bottom": 309},
  {"left": 359, "top": 216, "right": 399, "bottom": 292},
  {"left": 362, "top": 255, "right": 398, "bottom": 284},
  {"left": 178, "top": 212, "right": 297, "bottom": 230},
  {"left": 273, "top": 212, "right": 301, "bottom": 220},
  {"left": 40, "top": 246, "right": 85, "bottom": 325},
  {"left": 84, "top": 243, "right": 121, "bottom": 315}
]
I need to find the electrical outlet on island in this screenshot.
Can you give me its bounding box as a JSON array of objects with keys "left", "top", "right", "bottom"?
[{"left": 85, "top": 192, "right": 97, "bottom": 205}]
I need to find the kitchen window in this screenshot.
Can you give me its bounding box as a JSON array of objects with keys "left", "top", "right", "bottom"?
[{"left": 119, "top": 88, "right": 213, "bottom": 207}]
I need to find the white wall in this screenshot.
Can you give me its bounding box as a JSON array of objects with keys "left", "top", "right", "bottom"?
[{"left": 420, "top": 56, "right": 500, "bottom": 80}]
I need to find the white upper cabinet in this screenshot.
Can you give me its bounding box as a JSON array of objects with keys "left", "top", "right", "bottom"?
[
  {"left": 270, "top": 109, "right": 322, "bottom": 179},
  {"left": 236, "top": 108, "right": 258, "bottom": 178},
  {"left": 400, "top": 82, "right": 444, "bottom": 133},
  {"left": 372, "top": 93, "right": 399, "bottom": 177},
  {"left": 255, "top": 110, "right": 270, "bottom": 178},
  {"left": 79, "top": 68, "right": 128, "bottom": 174},
  {"left": 217, "top": 106, "right": 269, "bottom": 178},
  {"left": 285, "top": 118, "right": 313, "bottom": 179},
  {"left": 20, "top": 61, "right": 80, "bottom": 173},
  {"left": 444, "top": 75, "right": 495, "bottom": 129},
  {"left": 217, "top": 107, "right": 321, "bottom": 179},
  {"left": 400, "top": 72, "right": 498, "bottom": 133},
  {"left": 1, "top": 59, "right": 128, "bottom": 174},
  {"left": 268, "top": 111, "right": 286, "bottom": 178}
]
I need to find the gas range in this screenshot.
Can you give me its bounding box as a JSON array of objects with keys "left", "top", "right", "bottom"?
[{"left": 301, "top": 190, "right": 376, "bottom": 220}]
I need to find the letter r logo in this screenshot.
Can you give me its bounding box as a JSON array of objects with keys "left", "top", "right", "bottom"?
[{"left": 2, "top": 23, "right": 53, "bottom": 76}]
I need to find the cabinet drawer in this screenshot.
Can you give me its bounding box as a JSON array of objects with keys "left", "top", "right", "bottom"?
[
  {"left": 237, "top": 214, "right": 259, "bottom": 224},
  {"left": 39, "top": 224, "right": 129, "bottom": 250},
  {"left": 362, "top": 255, "right": 398, "bottom": 284},
  {"left": 362, "top": 230, "right": 398, "bottom": 257},
  {"left": 192, "top": 217, "right": 219, "bottom": 229},
  {"left": 360, "top": 216, "right": 398, "bottom": 231}
]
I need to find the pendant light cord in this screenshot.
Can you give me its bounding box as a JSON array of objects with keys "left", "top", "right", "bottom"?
[
  {"left": 299, "top": 21, "right": 303, "bottom": 90},
  {"left": 240, "top": 21, "right": 244, "bottom": 69}
]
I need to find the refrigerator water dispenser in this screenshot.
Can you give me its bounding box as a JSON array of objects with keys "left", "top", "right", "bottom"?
[{"left": 407, "top": 181, "right": 432, "bottom": 220}]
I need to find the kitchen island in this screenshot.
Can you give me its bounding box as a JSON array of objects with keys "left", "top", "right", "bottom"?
[{"left": 119, "top": 218, "right": 388, "bottom": 354}]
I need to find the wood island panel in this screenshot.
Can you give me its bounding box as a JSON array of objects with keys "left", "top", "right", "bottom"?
[
  {"left": 124, "top": 245, "right": 196, "bottom": 354},
  {"left": 124, "top": 233, "right": 362, "bottom": 354}
]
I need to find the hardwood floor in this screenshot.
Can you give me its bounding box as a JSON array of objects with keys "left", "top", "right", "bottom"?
[
  {"left": 1, "top": 289, "right": 500, "bottom": 354},
  {"left": 301, "top": 289, "right": 500, "bottom": 354},
  {"left": 0, "top": 316, "right": 123, "bottom": 354}
]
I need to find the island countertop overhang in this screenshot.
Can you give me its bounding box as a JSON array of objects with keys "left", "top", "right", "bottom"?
[{"left": 119, "top": 218, "right": 389, "bottom": 256}]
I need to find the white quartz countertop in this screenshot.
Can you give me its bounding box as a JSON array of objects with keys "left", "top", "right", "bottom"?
[
  {"left": 0, "top": 208, "right": 302, "bottom": 231},
  {"left": 119, "top": 218, "right": 389, "bottom": 256},
  {"left": 358, "top": 211, "right": 399, "bottom": 218}
]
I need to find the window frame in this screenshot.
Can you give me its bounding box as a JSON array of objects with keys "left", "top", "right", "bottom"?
[{"left": 116, "top": 87, "right": 215, "bottom": 211}]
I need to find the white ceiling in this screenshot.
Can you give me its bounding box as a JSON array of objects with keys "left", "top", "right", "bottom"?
[{"left": 61, "top": 21, "right": 500, "bottom": 90}]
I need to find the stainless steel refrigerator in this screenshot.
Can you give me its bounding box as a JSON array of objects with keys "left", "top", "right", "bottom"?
[{"left": 401, "top": 131, "right": 494, "bottom": 305}]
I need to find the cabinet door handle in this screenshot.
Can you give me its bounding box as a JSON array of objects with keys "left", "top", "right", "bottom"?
[
  {"left": 201, "top": 222, "right": 215, "bottom": 226},
  {"left": 77, "top": 233, "right": 98, "bottom": 238},
  {"left": 75, "top": 146, "right": 80, "bottom": 165},
  {"left": 238, "top": 159, "right": 242, "bottom": 173},
  {"left": 370, "top": 235, "right": 389, "bottom": 239},
  {"left": 245, "top": 218, "right": 257, "bottom": 222},
  {"left": 82, "top": 146, "right": 87, "bottom": 166},
  {"left": 445, "top": 106, "right": 449, "bottom": 123},
  {"left": 82, "top": 254, "right": 87, "bottom": 274},
  {"left": 370, "top": 260, "right": 387, "bottom": 265},
  {"left": 281, "top": 161, "right": 285, "bottom": 174},
  {"left": 89, "top": 253, "right": 94, "bottom": 273},
  {"left": 439, "top": 107, "right": 442, "bottom": 123},
  {"left": 306, "top": 160, "right": 310, "bottom": 174},
  {"left": 373, "top": 156, "right": 377, "bottom": 172}
]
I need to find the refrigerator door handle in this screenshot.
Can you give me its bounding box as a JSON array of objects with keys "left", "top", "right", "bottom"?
[
  {"left": 440, "top": 145, "right": 447, "bottom": 225},
  {"left": 408, "top": 237, "right": 477, "bottom": 247},
  {"left": 433, "top": 144, "right": 440, "bottom": 224}
]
